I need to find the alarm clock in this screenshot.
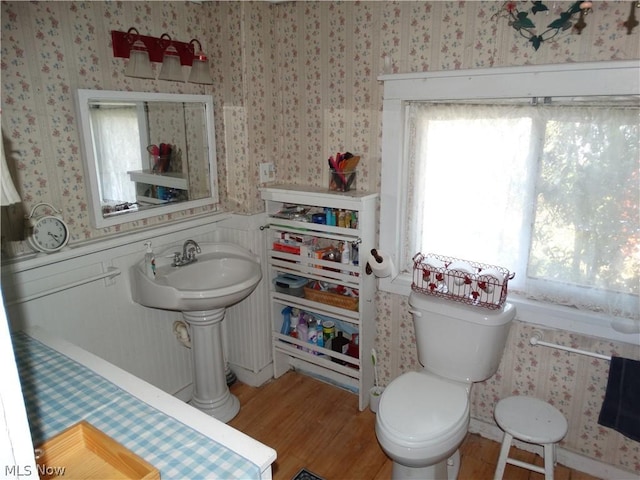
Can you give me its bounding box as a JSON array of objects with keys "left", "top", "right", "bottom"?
[{"left": 25, "top": 202, "right": 70, "bottom": 253}]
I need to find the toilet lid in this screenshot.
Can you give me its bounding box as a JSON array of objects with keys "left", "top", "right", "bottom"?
[{"left": 379, "top": 371, "right": 469, "bottom": 442}]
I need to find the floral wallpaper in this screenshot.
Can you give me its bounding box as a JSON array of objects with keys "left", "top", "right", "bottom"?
[
  {"left": 2, "top": 1, "right": 638, "bottom": 474},
  {"left": 0, "top": 1, "right": 264, "bottom": 250},
  {"left": 474, "top": 322, "right": 640, "bottom": 473}
]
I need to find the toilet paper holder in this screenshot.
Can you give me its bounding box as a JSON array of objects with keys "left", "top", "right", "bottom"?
[
  {"left": 365, "top": 248, "right": 395, "bottom": 278},
  {"left": 365, "top": 248, "right": 384, "bottom": 275}
]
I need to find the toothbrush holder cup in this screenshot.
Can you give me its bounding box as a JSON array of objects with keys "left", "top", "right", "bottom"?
[{"left": 329, "top": 169, "right": 357, "bottom": 192}]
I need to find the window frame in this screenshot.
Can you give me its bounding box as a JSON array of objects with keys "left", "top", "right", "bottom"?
[{"left": 378, "top": 60, "right": 640, "bottom": 343}]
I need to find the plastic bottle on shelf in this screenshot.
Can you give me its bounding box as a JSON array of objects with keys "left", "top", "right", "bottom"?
[
  {"left": 352, "top": 243, "right": 359, "bottom": 269},
  {"left": 298, "top": 319, "right": 309, "bottom": 352},
  {"left": 338, "top": 209, "right": 346, "bottom": 228},
  {"left": 280, "top": 306, "right": 292, "bottom": 334},
  {"left": 331, "top": 331, "right": 351, "bottom": 365},
  {"left": 341, "top": 241, "right": 351, "bottom": 269},
  {"left": 316, "top": 321, "right": 324, "bottom": 348},
  {"left": 326, "top": 208, "right": 336, "bottom": 226},
  {"left": 291, "top": 308, "right": 300, "bottom": 327},
  {"left": 323, "top": 321, "right": 335, "bottom": 349},
  {"left": 298, "top": 322, "right": 308, "bottom": 343},
  {"left": 307, "top": 318, "right": 318, "bottom": 353},
  {"left": 333, "top": 331, "right": 350, "bottom": 354},
  {"left": 348, "top": 333, "right": 359, "bottom": 358}
]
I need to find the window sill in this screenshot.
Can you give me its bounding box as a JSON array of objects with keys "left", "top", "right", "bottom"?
[{"left": 379, "top": 272, "right": 639, "bottom": 346}]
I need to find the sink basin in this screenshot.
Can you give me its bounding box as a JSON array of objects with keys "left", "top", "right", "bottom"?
[
  {"left": 131, "top": 242, "right": 262, "bottom": 311},
  {"left": 131, "top": 241, "right": 262, "bottom": 422}
]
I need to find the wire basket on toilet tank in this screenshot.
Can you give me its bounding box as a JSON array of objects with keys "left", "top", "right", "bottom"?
[{"left": 411, "top": 253, "right": 515, "bottom": 310}]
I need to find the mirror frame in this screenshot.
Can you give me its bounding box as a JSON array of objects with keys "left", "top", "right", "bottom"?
[{"left": 76, "top": 89, "right": 218, "bottom": 228}]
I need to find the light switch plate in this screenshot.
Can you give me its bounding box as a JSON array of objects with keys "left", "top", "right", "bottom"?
[{"left": 259, "top": 162, "right": 276, "bottom": 183}]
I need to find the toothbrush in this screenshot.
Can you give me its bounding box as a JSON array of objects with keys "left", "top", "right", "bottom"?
[{"left": 372, "top": 348, "right": 379, "bottom": 388}]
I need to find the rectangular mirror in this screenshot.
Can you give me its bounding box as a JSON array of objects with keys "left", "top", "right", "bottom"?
[{"left": 76, "top": 89, "right": 218, "bottom": 228}]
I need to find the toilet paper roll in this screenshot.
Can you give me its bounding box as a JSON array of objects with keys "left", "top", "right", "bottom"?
[
  {"left": 367, "top": 249, "right": 395, "bottom": 278},
  {"left": 477, "top": 268, "right": 505, "bottom": 304},
  {"left": 422, "top": 256, "right": 446, "bottom": 289},
  {"left": 445, "top": 261, "right": 474, "bottom": 297},
  {"left": 424, "top": 256, "right": 446, "bottom": 270}
]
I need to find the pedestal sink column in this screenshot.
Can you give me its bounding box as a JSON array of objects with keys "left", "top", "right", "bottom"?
[{"left": 182, "top": 308, "right": 239, "bottom": 423}]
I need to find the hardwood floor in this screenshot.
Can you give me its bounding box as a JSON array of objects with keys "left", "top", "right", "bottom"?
[{"left": 229, "top": 371, "right": 600, "bottom": 480}]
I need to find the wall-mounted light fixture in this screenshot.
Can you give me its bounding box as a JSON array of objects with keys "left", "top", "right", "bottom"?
[
  {"left": 157, "top": 34, "right": 185, "bottom": 82},
  {"left": 112, "top": 29, "right": 213, "bottom": 84},
  {"left": 123, "top": 29, "right": 155, "bottom": 79},
  {"left": 188, "top": 39, "right": 214, "bottom": 85}
]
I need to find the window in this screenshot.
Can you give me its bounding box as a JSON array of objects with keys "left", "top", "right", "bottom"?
[
  {"left": 89, "top": 103, "right": 145, "bottom": 204},
  {"left": 405, "top": 100, "right": 638, "bottom": 319},
  {"left": 379, "top": 61, "right": 640, "bottom": 339}
]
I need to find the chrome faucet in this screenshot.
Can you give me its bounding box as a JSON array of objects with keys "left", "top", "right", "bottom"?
[{"left": 173, "top": 239, "right": 201, "bottom": 266}]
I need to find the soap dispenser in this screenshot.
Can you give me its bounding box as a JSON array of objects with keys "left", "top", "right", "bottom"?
[{"left": 144, "top": 241, "right": 156, "bottom": 279}]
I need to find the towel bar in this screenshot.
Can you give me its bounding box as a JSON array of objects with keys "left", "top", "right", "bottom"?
[
  {"left": 530, "top": 331, "right": 610, "bottom": 361},
  {"left": 5, "top": 267, "right": 121, "bottom": 306}
]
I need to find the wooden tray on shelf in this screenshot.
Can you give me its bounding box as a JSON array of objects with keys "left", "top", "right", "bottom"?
[
  {"left": 36, "top": 421, "right": 160, "bottom": 479},
  {"left": 303, "top": 286, "right": 359, "bottom": 311}
]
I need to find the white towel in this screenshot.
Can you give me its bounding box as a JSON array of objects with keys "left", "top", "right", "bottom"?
[{"left": 1, "top": 136, "right": 21, "bottom": 206}]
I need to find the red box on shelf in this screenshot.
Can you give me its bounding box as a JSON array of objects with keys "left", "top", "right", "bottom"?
[{"left": 273, "top": 242, "right": 301, "bottom": 255}]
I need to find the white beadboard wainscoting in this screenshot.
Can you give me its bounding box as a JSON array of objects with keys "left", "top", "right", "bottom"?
[
  {"left": 2, "top": 212, "right": 273, "bottom": 399},
  {"left": 215, "top": 214, "right": 274, "bottom": 388}
]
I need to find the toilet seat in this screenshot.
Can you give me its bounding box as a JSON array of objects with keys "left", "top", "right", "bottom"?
[{"left": 377, "top": 371, "right": 469, "bottom": 448}]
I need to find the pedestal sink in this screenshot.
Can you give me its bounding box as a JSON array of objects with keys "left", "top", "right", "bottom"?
[{"left": 131, "top": 242, "right": 262, "bottom": 422}]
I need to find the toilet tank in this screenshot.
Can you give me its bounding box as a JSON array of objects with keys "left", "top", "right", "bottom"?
[{"left": 409, "top": 291, "right": 516, "bottom": 383}]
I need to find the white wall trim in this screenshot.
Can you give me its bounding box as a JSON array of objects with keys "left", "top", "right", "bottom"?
[
  {"left": 218, "top": 212, "right": 268, "bottom": 231},
  {"left": 378, "top": 60, "right": 640, "bottom": 100},
  {"left": 3, "top": 211, "right": 231, "bottom": 275},
  {"left": 469, "top": 418, "right": 635, "bottom": 480},
  {"left": 230, "top": 363, "right": 274, "bottom": 388},
  {"left": 172, "top": 383, "right": 194, "bottom": 403}
]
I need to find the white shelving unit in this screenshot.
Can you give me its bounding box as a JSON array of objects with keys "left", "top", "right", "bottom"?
[
  {"left": 128, "top": 170, "right": 188, "bottom": 204},
  {"left": 128, "top": 170, "right": 188, "bottom": 189},
  {"left": 261, "top": 185, "right": 378, "bottom": 410}
]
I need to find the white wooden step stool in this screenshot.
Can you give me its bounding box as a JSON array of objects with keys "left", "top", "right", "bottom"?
[{"left": 493, "top": 396, "right": 568, "bottom": 480}]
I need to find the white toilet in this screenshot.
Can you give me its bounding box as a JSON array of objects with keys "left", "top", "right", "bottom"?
[{"left": 375, "top": 291, "right": 516, "bottom": 480}]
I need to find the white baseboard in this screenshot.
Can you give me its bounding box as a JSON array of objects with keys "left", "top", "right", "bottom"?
[
  {"left": 171, "top": 363, "right": 273, "bottom": 403},
  {"left": 469, "top": 418, "right": 636, "bottom": 480},
  {"left": 172, "top": 383, "right": 193, "bottom": 403},
  {"left": 230, "top": 362, "right": 274, "bottom": 387}
]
